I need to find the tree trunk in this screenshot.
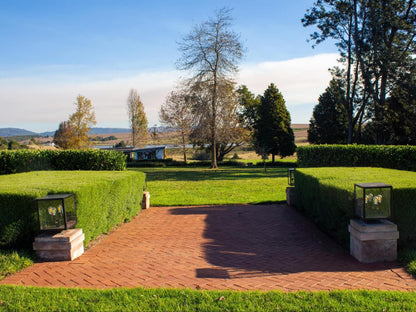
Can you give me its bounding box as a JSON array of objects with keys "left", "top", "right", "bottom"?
[
  {"left": 211, "top": 73, "right": 218, "bottom": 169},
  {"left": 181, "top": 130, "right": 187, "bottom": 164},
  {"left": 377, "top": 71, "right": 389, "bottom": 145},
  {"left": 346, "top": 1, "right": 357, "bottom": 144}
]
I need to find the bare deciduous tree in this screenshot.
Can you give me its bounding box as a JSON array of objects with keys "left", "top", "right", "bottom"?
[
  {"left": 127, "top": 89, "right": 148, "bottom": 147},
  {"left": 177, "top": 7, "right": 244, "bottom": 168},
  {"left": 159, "top": 87, "right": 194, "bottom": 163},
  {"left": 190, "top": 81, "right": 248, "bottom": 161}
]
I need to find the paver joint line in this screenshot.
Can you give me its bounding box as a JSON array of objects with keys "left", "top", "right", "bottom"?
[{"left": 1, "top": 204, "right": 415, "bottom": 291}]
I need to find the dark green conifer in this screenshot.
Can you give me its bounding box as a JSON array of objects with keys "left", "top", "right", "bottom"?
[{"left": 254, "top": 83, "right": 296, "bottom": 161}]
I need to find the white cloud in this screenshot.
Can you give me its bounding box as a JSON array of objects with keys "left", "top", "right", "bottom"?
[
  {"left": 0, "top": 53, "right": 339, "bottom": 132},
  {"left": 238, "top": 53, "right": 339, "bottom": 105}
]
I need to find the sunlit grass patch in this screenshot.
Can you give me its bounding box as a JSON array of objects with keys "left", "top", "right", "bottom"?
[{"left": 135, "top": 167, "right": 290, "bottom": 206}]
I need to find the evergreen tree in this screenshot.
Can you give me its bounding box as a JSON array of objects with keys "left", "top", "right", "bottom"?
[
  {"left": 236, "top": 85, "right": 261, "bottom": 131},
  {"left": 303, "top": 0, "right": 416, "bottom": 144},
  {"left": 385, "top": 72, "right": 416, "bottom": 145},
  {"left": 254, "top": 83, "right": 296, "bottom": 161},
  {"left": 308, "top": 78, "right": 348, "bottom": 144}
]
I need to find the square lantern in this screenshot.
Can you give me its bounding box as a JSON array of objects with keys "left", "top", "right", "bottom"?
[
  {"left": 287, "top": 168, "right": 295, "bottom": 186},
  {"left": 354, "top": 183, "right": 392, "bottom": 220},
  {"left": 36, "top": 194, "right": 77, "bottom": 232}
]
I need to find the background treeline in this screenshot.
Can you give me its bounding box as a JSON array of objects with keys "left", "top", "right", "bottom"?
[
  {"left": 0, "top": 137, "right": 29, "bottom": 150},
  {"left": 304, "top": 0, "right": 416, "bottom": 145}
]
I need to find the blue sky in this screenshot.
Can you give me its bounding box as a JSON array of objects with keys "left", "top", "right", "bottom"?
[{"left": 0, "top": 0, "right": 339, "bottom": 132}]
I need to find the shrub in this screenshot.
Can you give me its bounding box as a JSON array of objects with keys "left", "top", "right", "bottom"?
[
  {"left": 295, "top": 167, "right": 416, "bottom": 248},
  {"left": 0, "top": 150, "right": 126, "bottom": 175},
  {"left": 0, "top": 171, "right": 145, "bottom": 248},
  {"left": 191, "top": 150, "right": 210, "bottom": 161},
  {"left": 231, "top": 152, "right": 241, "bottom": 159},
  {"left": 297, "top": 145, "right": 416, "bottom": 171},
  {"left": 254, "top": 160, "right": 298, "bottom": 168},
  {"left": 127, "top": 161, "right": 167, "bottom": 168}
]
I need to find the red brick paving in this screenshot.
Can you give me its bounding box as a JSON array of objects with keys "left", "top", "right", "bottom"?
[{"left": 1, "top": 204, "right": 416, "bottom": 291}]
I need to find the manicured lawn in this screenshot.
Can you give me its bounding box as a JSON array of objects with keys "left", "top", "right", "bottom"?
[
  {"left": 297, "top": 167, "right": 416, "bottom": 190},
  {"left": 0, "top": 286, "right": 416, "bottom": 312},
  {"left": 134, "top": 167, "right": 289, "bottom": 206}
]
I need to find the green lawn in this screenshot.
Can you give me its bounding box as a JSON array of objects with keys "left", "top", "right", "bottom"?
[
  {"left": 134, "top": 167, "right": 289, "bottom": 206},
  {"left": 0, "top": 286, "right": 415, "bottom": 312}
]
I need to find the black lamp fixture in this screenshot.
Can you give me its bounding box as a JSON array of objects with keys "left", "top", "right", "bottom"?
[
  {"left": 287, "top": 168, "right": 295, "bottom": 186},
  {"left": 36, "top": 194, "right": 77, "bottom": 232},
  {"left": 354, "top": 183, "right": 392, "bottom": 220}
]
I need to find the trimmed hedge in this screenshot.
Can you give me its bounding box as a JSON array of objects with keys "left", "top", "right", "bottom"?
[
  {"left": 0, "top": 171, "right": 145, "bottom": 248},
  {"left": 0, "top": 149, "right": 126, "bottom": 175},
  {"left": 297, "top": 145, "right": 416, "bottom": 171},
  {"left": 295, "top": 167, "right": 416, "bottom": 248}
]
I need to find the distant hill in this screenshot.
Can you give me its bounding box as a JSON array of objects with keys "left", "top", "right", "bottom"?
[
  {"left": 0, "top": 127, "right": 131, "bottom": 138},
  {"left": 0, "top": 128, "right": 38, "bottom": 137}
]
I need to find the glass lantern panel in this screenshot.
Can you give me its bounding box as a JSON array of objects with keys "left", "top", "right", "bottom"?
[
  {"left": 63, "top": 195, "right": 77, "bottom": 228},
  {"left": 354, "top": 186, "right": 364, "bottom": 218},
  {"left": 288, "top": 168, "right": 295, "bottom": 186},
  {"left": 38, "top": 199, "right": 65, "bottom": 230},
  {"left": 364, "top": 187, "right": 391, "bottom": 219}
]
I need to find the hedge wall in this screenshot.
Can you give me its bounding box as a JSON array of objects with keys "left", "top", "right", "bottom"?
[
  {"left": 295, "top": 167, "right": 416, "bottom": 248},
  {"left": 0, "top": 149, "right": 126, "bottom": 175},
  {"left": 0, "top": 171, "right": 145, "bottom": 248},
  {"left": 297, "top": 145, "right": 416, "bottom": 171}
]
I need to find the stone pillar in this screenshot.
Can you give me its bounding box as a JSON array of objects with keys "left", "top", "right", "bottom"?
[
  {"left": 286, "top": 187, "right": 295, "bottom": 207},
  {"left": 142, "top": 191, "right": 150, "bottom": 209},
  {"left": 349, "top": 219, "right": 399, "bottom": 263},
  {"left": 33, "top": 228, "right": 84, "bottom": 261}
]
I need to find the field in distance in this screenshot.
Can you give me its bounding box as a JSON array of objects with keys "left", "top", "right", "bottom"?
[{"left": 16, "top": 124, "right": 308, "bottom": 160}]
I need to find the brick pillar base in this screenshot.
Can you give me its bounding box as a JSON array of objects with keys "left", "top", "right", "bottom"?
[
  {"left": 349, "top": 219, "right": 399, "bottom": 263},
  {"left": 33, "top": 228, "right": 84, "bottom": 261}
]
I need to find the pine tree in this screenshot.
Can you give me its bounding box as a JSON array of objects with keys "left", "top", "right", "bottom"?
[
  {"left": 308, "top": 78, "right": 348, "bottom": 144},
  {"left": 254, "top": 83, "right": 296, "bottom": 162},
  {"left": 385, "top": 72, "right": 416, "bottom": 145}
]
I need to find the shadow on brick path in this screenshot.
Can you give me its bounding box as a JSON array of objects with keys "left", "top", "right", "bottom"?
[{"left": 170, "top": 205, "right": 402, "bottom": 274}]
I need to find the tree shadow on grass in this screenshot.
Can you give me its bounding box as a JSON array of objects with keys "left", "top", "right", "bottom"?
[
  {"left": 141, "top": 168, "right": 288, "bottom": 182},
  {"left": 170, "top": 204, "right": 402, "bottom": 274}
]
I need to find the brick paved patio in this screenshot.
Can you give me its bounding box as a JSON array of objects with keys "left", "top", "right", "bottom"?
[{"left": 1, "top": 204, "right": 415, "bottom": 291}]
